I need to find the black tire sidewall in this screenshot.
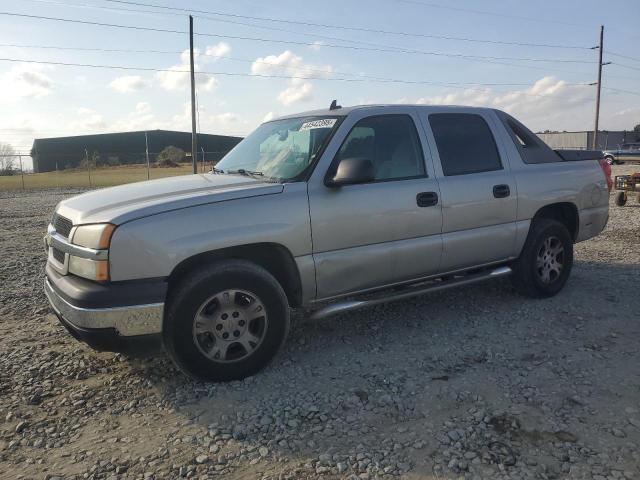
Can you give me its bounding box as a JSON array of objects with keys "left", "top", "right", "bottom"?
[
  {"left": 527, "top": 221, "right": 573, "bottom": 296},
  {"left": 164, "top": 261, "right": 290, "bottom": 382},
  {"left": 615, "top": 191, "right": 627, "bottom": 206},
  {"left": 512, "top": 219, "right": 574, "bottom": 298}
]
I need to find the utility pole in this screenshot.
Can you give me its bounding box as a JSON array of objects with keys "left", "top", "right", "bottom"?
[
  {"left": 593, "top": 25, "right": 608, "bottom": 150},
  {"left": 145, "top": 131, "right": 150, "bottom": 180},
  {"left": 189, "top": 15, "right": 198, "bottom": 174}
]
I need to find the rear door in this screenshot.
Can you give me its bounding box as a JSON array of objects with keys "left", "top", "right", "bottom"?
[{"left": 420, "top": 109, "right": 518, "bottom": 272}]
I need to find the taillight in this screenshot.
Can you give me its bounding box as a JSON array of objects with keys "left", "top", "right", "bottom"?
[{"left": 598, "top": 158, "right": 613, "bottom": 192}]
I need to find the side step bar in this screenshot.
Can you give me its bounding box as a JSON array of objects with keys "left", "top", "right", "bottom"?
[{"left": 309, "top": 266, "right": 512, "bottom": 320}]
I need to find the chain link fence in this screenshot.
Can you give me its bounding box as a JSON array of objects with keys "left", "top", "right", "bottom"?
[{"left": 0, "top": 150, "right": 232, "bottom": 191}]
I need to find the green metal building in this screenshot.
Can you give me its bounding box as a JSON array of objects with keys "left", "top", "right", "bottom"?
[{"left": 31, "top": 130, "right": 242, "bottom": 173}]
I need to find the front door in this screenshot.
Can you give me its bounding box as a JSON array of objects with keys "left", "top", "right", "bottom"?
[{"left": 307, "top": 109, "right": 443, "bottom": 299}]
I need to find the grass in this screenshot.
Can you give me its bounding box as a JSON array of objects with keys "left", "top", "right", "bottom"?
[{"left": 0, "top": 163, "right": 206, "bottom": 191}]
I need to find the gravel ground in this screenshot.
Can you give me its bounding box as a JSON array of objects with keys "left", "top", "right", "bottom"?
[{"left": 1, "top": 165, "right": 639, "bottom": 480}]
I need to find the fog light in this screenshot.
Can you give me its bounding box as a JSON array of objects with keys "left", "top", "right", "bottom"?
[{"left": 68, "top": 256, "right": 109, "bottom": 281}]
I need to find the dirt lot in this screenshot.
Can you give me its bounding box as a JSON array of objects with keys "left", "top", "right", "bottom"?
[{"left": 1, "top": 165, "right": 639, "bottom": 480}]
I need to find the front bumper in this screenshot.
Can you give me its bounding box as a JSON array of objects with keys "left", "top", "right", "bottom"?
[{"left": 44, "top": 269, "right": 166, "bottom": 355}]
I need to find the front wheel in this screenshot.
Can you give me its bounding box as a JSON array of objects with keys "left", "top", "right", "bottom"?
[
  {"left": 164, "top": 260, "right": 290, "bottom": 382},
  {"left": 510, "top": 219, "right": 574, "bottom": 298}
]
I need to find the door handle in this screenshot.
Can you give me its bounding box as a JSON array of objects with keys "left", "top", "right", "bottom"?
[
  {"left": 493, "top": 184, "right": 510, "bottom": 198},
  {"left": 416, "top": 191, "right": 438, "bottom": 207}
]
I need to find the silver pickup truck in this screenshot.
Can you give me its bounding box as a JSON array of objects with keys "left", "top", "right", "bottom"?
[{"left": 44, "top": 104, "right": 611, "bottom": 381}]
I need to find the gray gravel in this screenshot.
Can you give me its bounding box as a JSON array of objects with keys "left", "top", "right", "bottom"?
[{"left": 1, "top": 165, "right": 639, "bottom": 480}]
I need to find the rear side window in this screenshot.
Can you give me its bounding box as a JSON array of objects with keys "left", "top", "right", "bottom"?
[
  {"left": 429, "top": 113, "right": 502, "bottom": 176},
  {"left": 496, "top": 110, "right": 561, "bottom": 164}
]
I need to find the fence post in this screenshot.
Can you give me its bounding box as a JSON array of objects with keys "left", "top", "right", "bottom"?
[
  {"left": 145, "top": 131, "right": 150, "bottom": 180},
  {"left": 85, "top": 148, "right": 92, "bottom": 187},
  {"left": 19, "top": 155, "right": 25, "bottom": 191}
]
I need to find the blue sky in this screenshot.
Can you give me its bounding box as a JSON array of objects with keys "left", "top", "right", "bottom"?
[{"left": 1, "top": 0, "right": 639, "bottom": 167}]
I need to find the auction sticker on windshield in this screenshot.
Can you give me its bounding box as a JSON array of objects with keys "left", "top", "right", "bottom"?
[{"left": 300, "top": 118, "right": 337, "bottom": 130}]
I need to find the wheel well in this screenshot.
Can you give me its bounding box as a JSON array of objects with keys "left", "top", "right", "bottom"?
[
  {"left": 167, "top": 243, "right": 303, "bottom": 307},
  {"left": 533, "top": 203, "right": 579, "bottom": 241}
]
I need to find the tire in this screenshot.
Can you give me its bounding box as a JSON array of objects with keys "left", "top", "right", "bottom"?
[
  {"left": 164, "top": 259, "right": 290, "bottom": 382},
  {"left": 510, "top": 219, "right": 574, "bottom": 298},
  {"left": 615, "top": 191, "right": 627, "bottom": 206}
]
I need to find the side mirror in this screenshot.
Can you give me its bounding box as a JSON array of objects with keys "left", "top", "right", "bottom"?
[{"left": 326, "top": 157, "right": 375, "bottom": 187}]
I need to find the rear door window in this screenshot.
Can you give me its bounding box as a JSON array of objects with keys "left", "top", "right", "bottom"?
[{"left": 429, "top": 113, "right": 502, "bottom": 176}]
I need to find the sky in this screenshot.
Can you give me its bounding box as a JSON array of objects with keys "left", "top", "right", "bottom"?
[{"left": 0, "top": 0, "right": 639, "bottom": 169}]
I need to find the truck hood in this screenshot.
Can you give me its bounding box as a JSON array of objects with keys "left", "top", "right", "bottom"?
[{"left": 55, "top": 174, "right": 284, "bottom": 225}]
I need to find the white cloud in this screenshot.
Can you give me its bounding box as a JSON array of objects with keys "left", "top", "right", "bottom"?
[
  {"left": 251, "top": 50, "right": 332, "bottom": 106},
  {"left": 109, "top": 75, "right": 148, "bottom": 93},
  {"left": 309, "top": 41, "right": 323, "bottom": 51},
  {"left": 262, "top": 111, "right": 276, "bottom": 122},
  {"left": 251, "top": 50, "right": 332, "bottom": 79},
  {"left": 169, "top": 102, "right": 245, "bottom": 135},
  {"left": 278, "top": 78, "right": 314, "bottom": 106},
  {"left": 0, "top": 64, "right": 53, "bottom": 102},
  {"left": 110, "top": 103, "right": 158, "bottom": 131},
  {"left": 135, "top": 101, "right": 151, "bottom": 114},
  {"left": 205, "top": 42, "right": 231, "bottom": 59},
  {"left": 69, "top": 107, "right": 106, "bottom": 130},
  {"left": 412, "top": 77, "right": 595, "bottom": 131},
  {"left": 156, "top": 48, "right": 218, "bottom": 92}
]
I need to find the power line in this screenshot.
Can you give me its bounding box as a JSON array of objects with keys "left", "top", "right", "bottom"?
[
  {"left": 394, "top": 0, "right": 593, "bottom": 28},
  {"left": 0, "top": 12, "right": 597, "bottom": 65},
  {"left": 605, "top": 50, "right": 640, "bottom": 63},
  {"left": 23, "top": 0, "right": 408, "bottom": 52},
  {"left": 610, "top": 62, "right": 640, "bottom": 72},
  {"left": 603, "top": 87, "right": 640, "bottom": 97},
  {"left": 0, "top": 57, "right": 597, "bottom": 101},
  {"left": 0, "top": 56, "right": 592, "bottom": 89},
  {"left": 1, "top": 42, "right": 586, "bottom": 86},
  {"left": 100, "top": 0, "right": 593, "bottom": 50}
]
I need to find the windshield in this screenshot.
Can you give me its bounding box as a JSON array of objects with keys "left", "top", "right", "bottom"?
[{"left": 215, "top": 116, "right": 340, "bottom": 181}]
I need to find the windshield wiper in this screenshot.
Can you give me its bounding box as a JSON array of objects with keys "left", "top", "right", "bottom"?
[
  {"left": 227, "top": 168, "right": 264, "bottom": 178},
  {"left": 211, "top": 167, "right": 225, "bottom": 174}
]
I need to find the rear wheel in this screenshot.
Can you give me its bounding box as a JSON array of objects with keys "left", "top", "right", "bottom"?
[
  {"left": 511, "top": 219, "right": 573, "bottom": 298},
  {"left": 164, "top": 260, "right": 290, "bottom": 382},
  {"left": 615, "top": 191, "right": 627, "bottom": 206}
]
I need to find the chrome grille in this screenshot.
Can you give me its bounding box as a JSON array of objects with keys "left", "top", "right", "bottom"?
[
  {"left": 52, "top": 214, "right": 73, "bottom": 238},
  {"left": 52, "top": 247, "right": 65, "bottom": 263}
]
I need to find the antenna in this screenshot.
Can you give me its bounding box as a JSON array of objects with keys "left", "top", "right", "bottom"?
[{"left": 329, "top": 99, "right": 342, "bottom": 110}]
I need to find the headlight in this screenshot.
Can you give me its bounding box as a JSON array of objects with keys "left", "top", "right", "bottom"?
[
  {"left": 71, "top": 224, "right": 115, "bottom": 249},
  {"left": 67, "top": 223, "right": 115, "bottom": 281}
]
